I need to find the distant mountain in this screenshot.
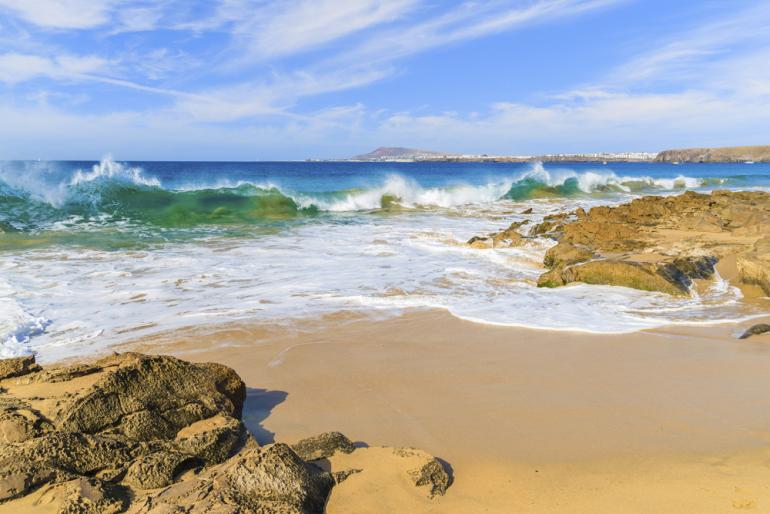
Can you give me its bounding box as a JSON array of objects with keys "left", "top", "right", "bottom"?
[
  {"left": 655, "top": 145, "right": 770, "bottom": 163},
  {"left": 352, "top": 147, "right": 458, "bottom": 161}
]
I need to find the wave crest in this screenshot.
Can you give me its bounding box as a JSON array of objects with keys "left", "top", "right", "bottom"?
[{"left": 0, "top": 158, "right": 734, "bottom": 232}]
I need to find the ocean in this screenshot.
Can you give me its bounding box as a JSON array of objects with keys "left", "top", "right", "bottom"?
[{"left": 2, "top": 158, "right": 769, "bottom": 361}]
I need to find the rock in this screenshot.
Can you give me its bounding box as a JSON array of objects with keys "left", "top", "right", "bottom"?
[
  {"left": 332, "top": 468, "right": 362, "bottom": 484},
  {"left": 0, "top": 356, "right": 41, "bottom": 380},
  {"left": 538, "top": 260, "right": 689, "bottom": 295},
  {"left": 292, "top": 431, "right": 355, "bottom": 461},
  {"left": 125, "top": 449, "right": 199, "bottom": 490},
  {"left": 521, "top": 207, "right": 533, "bottom": 214},
  {"left": 0, "top": 352, "right": 453, "bottom": 510},
  {"left": 408, "top": 458, "right": 451, "bottom": 498},
  {"left": 468, "top": 220, "right": 529, "bottom": 249},
  {"left": 736, "top": 237, "right": 770, "bottom": 295},
  {"left": 175, "top": 414, "right": 246, "bottom": 465},
  {"left": 529, "top": 191, "right": 769, "bottom": 295},
  {"left": 467, "top": 235, "right": 494, "bottom": 249},
  {"left": 142, "top": 442, "right": 334, "bottom": 514},
  {"left": 57, "top": 353, "right": 245, "bottom": 440},
  {"left": 58, "top": 477, "right": 130, "bottom": 514},
  {"left": 739, "top": 324, "right": 770, "bottom": 339},
  {"left": 0, "top": 398, "right": 51, "bottom": 444},
  {"left": 0, "top": 432, "right": 132, "bottom": 501},
  {"left": 543, "top": 242, "right": 594, "bottom": 269}
]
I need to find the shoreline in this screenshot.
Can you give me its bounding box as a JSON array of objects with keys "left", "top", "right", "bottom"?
[{"left": 119, "top": 310, "right": 770, "bottom": 512}]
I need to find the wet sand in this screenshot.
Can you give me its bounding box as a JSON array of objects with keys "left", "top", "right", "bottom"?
[{"left": 126, "top": 310, "right": 770, "bottom": 512}]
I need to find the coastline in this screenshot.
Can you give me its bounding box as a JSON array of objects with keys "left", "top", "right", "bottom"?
[{"left": 121, "top": 310, "right": 770, "bottom": 512}]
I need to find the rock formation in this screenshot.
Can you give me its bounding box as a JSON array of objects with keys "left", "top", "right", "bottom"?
[
  {"left": 0, "top": 353, "right": 451, "bottom": 513},
  {"left": 467, "top": 191, "right": 770, "bottom": 296},
  {"left": 532, "top": 191, "right": 769, "bottom": 295},
  {"left": 467, "top": 220, "right": 529, "bottom": 249}
]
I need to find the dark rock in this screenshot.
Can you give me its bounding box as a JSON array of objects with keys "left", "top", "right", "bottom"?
[
  {"left": 0, "top": 356, "right": 41, "bottom": 380},
  {"left": 408, "top": 458, "right": 451, "bottom": 498},
  {"left": 332, "top": 468, "right": 362, "bottom": 484},
  {"left": 739, "top": 324, "right": 770, "bottom": 339},
  {"left": 521, "top": 207, "right": 533, "bottom": 214},
  {"left": 292, "top": 431, "right": 356, "bottom": 461}
]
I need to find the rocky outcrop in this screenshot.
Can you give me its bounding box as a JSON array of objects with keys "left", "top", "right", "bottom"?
[
  {"left": 736, "top": 237, "right": 770, "bottom": 295},
  {"left": 0, "top": 353, "right": 452, "bottom": 512},
  {"left": 0, "top": 356, "right": 40, "bottom": 380},
  {"left": 467, "top": 220, "right": 529, "bottom": 248},
  {"left": 531, "top": 191, "right": 770, "bottom": 295}
]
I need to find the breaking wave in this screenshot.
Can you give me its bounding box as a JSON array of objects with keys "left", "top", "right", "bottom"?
[{"left": 0, "top": 158, "right": 738, "bottom": 233}]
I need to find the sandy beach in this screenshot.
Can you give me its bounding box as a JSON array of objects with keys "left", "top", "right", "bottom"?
[{"left": 120, "top": 310, "right": 770, "bottom": 512}]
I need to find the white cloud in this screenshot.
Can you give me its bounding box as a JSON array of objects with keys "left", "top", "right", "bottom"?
[
  {"left": 325, "top": 0, "right": 622, "bottom": 68},
  {"left": 0, "top": 53, "right": 108, "bottom": 83},
  {"left": 0, "top": 0, "right": 122, "bottom": 29},
  {"left": 231, "top": 0, "right": 417, "bottom": 61}
]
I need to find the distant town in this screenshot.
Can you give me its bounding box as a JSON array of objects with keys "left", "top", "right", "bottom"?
[{"left": 308, "top": 145, "right": 770, "bottom": 163}]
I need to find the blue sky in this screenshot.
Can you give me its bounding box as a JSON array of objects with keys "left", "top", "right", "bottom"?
[{"left": 0, "top": 0, "right": 769, "bottom": 160}]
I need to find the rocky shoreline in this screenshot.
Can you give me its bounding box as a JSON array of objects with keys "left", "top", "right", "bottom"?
[
  {"left": 0, "top": 353, "right": 450, "bottom": 513},
  {"left": 469, "top": 190, "right": 770, "bottom": 297}
]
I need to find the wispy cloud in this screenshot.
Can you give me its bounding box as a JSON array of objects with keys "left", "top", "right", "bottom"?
[
  {"left": 227, "top": 0, "right": 418, "bottom": 62},
  {"left": 0, "top": 0, "right": 123, "bottom": 29},
  {"left": 0, "top": 53, "right": 108, "bottom": 83},
  {"left": 2, "top": 0, "right": 766, "bottom": 158}
]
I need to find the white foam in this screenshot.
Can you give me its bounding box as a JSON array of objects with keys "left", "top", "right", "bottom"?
[
  {"left": 0, "top": 197, "right": 761, "bottom": 362},
  {"left": 514, "top": 162, "right": 705, "bottom": 193},
  {"left": 69, "top": 156, "right": 161, "bottom": 188},
  {"left": 294, "top": 174, "right": 513, "bottom": 211},
  {"left": 0, "top": 278, "right": 49, "bottom": 358}
]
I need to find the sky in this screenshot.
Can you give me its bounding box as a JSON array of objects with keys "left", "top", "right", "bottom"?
[{"left": 0, "top": 0, "right": 769, "bottom": 160}]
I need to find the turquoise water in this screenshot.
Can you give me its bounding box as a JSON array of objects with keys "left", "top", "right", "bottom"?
[
  {"left": 1, "top": 158, "right": 768, "bottom": 360},
  {"left": 1, "top": 158, "right": 769, "bottom": 247}
]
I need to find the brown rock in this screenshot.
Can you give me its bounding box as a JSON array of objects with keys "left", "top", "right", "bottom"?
[
  {"left": 408, "top": 458, "right": 451, "bottom": 498},
  {"left": 125, "top": 450, "right": 199, "bottom": 490},
  {"left": 292, "top": 431, "right": 355, "bottom": 461},
  {"left": 58, "top": 477, "right": 129, "bottom": 514},
  {"left": 0, "top": 353, "right": 452, "bottom": 511},
  {"left": 468, "top": 220, "right": 529, "bottom": 249},
  {"left": 0, "top": 356, "right": 41, "bottom": 380},
  {"left": 532, "top": 191, "right": 769, "bottom": 295},
  {"left": 538, "top": 260, "right": 688, "bottom": 295},
  {"left": 543, "top": 242, "right": 594, "bottom": 269},
  {"left": 57, "top": 353, "right": 245, "bottom": 440},
  {"left": 143, "top": 442, "right": 334, "bottom": 514}
]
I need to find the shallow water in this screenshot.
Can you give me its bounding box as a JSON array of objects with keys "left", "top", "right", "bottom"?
[{"left": 1, "top": 158, "right": 769, "bottom": 360}]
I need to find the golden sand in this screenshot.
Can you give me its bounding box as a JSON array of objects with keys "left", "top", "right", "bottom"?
[{"left": 119, "top": 309, "right": 770, "bottom": 513}]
